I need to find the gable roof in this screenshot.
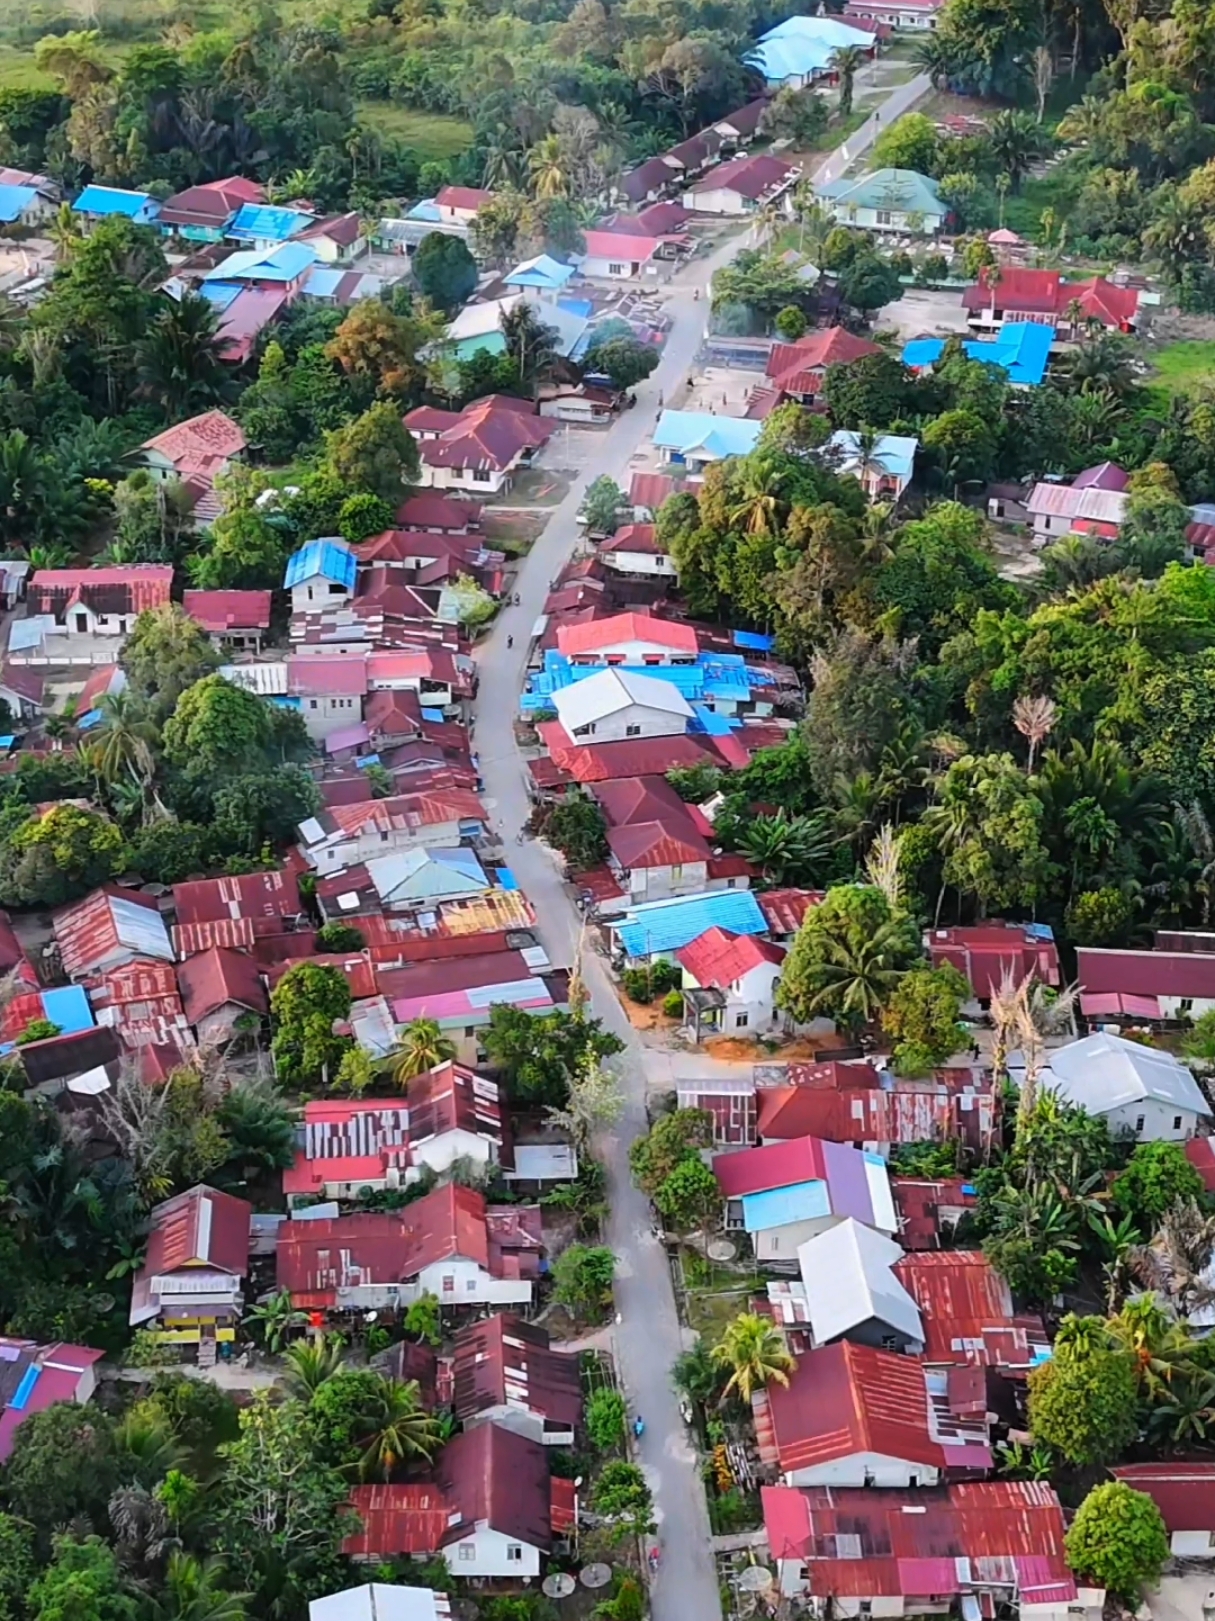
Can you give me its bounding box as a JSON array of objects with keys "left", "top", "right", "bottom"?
[
  {"left": 768, "top": 1341, "right": 943, "bottom": 1473},
  {"left": 435, "top": 186, "right": 495, "bottom": 212},
  {"left": 767, "top": 328, "right": 879, "bottom": 392},
  {"left": 591, "top": 775, "right": 693, "bottom": 826},
  {"left": 142, "top": 409, "right": 245, "bottom": 473},
  {"left": 599, "top": 523, "right": 665, "bottom": 555},
  {"left": 796, "top": 1218, "right": 924, "bottom": 1346},
  {"left": 557, "top": 611, "right": 698, "bottom": 656},
  {"left": 536, "top": 725, "right": 717, "bottom": 784},
  {"left": 405, "top": 397, "right": 554, "bottom": 474},
  {"left": 29, "top": 565, "right": 173, "bottom": 620},
  {"left": 144, "top": 1183, "right": 252, "bottom": 1277},
  {"left": 54, "top": 889, "right": 174, "bottom": 978},
  {"left": 505, "top": 253, "right": 575, "bottom": 290},
  {"left": 451, "top": 1314, "right": 582, "bottom": 1429},
  {"left": 614, "top": 888, "right": 767, "bottom": 957},
  {"left": 228, "top": 202, "right": 312, "bottom": 242},
  {"left": 1111, "top": 1463, "right": 1215, "bottom": 1533},
  {"left": 436, "top": 1422, "right": 558, "bottom": 1548},
  {"left": 182, "top": 589, "right": 272, "bottom": 632},
  {"left": 1033, "top": 1031, "right": 1210, "bottom": 1118},
  {"left": 893, "top": 1250, "right": 1047, "bottom": 1368},
  {"left": 176, "top": 946, "right": 268, "bottom": 1024},
  {"left": 552, "top": 666, "right": 694, "bottom": 728},
  {"left": 961, "top": 266, "right": 1061, "bottom": 314},
  {"left": 677, "top": 925, "right": 783, "bottom": 986},
  {"left": 926, "top": 922, "right": 1060, "bottom": 998},
  {"left": 608, "top": 819, "right": 710, "bottom": 870},
  {"left": 694, "top": 152, "right": 796, "bottom": 201},
  {"left": 652, "top": 410, "right": 762, "bottom": 461},
  {"left": 583, "top": 230, "right": 660, "bottom": 264},
  {"left": 285, "top": 538, "right": 356, "bottom": 590},
  {"left": 1072, "top": 460, "right": 1129, "bottom": 491},
  {"left": 620, "top": 157, "right": 676, "bottom": 202},
  {"left": 713, "top": 1134, "right": 897, "bottom": 1233}
]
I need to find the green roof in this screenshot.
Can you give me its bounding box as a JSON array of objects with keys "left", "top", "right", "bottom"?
[{"left": 816, "top": 167, "right": 944, "bottom": 217}]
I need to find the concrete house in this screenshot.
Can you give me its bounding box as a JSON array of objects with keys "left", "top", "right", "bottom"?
[
  {"left": 434, "top": 186, "right": 495, "bottom": 224},
  {"left": 276, "top": 1183, "right": 544, "bottom": 1311},
  {"left": 1013, "top": 1030, "right": 1211, "bottom": 1142},
  {"left": 844, "top": 0, "right": 946, "bottom": 25},
  {"left": 677, "top": 925, "right": 786, "bottom": 1038},
  {"left": 284, "top": 539, "right": 356, "bottom": 614},
  {"left": 21, "top": 566, "right": 173, "bottom": 655},
  {"left": 345, "top": 1422, "right": 574, "bottom": 1577},
  {"left": 772, "top": 1218, "right": 925, "bottom": 1352},
  {"left": 297, "top": 788, "right": 486, "bottom": 874},
  {"left": 685, "top": 152, "right": 797, "bottom": 215},
  {"left": 593, "top": 774, "right": 713, "bottom": 902},
  {"left": 816, "top": 168, "right": 946, "bottom": 234},
  {"left": 551, "top": 667, "right": 693, "bottom": 744},
  {"left": 405, "top": 397, "right": 555, "bottom": 496},
  {"left": 1077, "top": 944, "right": 1215, "bottom": 1020},
  {"left": 556, "top": 610, "right": 700, "bottom": 665},
  {"left": 597, "top": 524, "right": 678, "bottom": 577}
]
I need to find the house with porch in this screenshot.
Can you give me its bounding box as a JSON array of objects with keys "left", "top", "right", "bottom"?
[
  {"left": 678, "top": 926, "right": 786, "bottom": 1039},
  {"left": 406, "top": 397, "right": 556, "bottom": 496},
  {"left": 815, "top": 168, "right": 946, "bottom": 233},
  {"left": 129, "top": 1184, "right": 253, "bottom": 1350}
]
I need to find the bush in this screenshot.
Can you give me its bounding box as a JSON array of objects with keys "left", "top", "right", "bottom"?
[
  {"left": 774, "top": 305, "right": 807, "bottom": 340},
  {"left": 661, "top": 989, "right": 684, "bottom": 1018},
  {"left": 621, "top": 967, "right": 654, "bottom": 1004},
  {"left": 585, "top": 1386, "right": 626, "bottom": 1452},
  {"left": 1065, "top": 1481, "right": 1169, "bottom": 1599},
  {"left": 315, "top": 921, "right": 367, "bottom": 952},
  {"left": 650, "top": 959, "right": 683, "bottom": 994}
]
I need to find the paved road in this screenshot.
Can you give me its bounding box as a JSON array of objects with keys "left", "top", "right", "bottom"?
[{"left": 470, "top": 74, "right": 929, "bottom": 1621}]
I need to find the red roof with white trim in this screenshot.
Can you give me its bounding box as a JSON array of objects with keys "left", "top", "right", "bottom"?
[
  {"left": 677, "top": 925, "right": 784, "bottom": 987},
  {"left": 557, "top": 611, "right": 698, "bottom": 656}
]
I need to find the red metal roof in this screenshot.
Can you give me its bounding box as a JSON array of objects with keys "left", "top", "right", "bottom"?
[
  {"left": 30, "top": 565, "right": 173, "bottom": 619},
  {"left": 1077, "top": 945, "right": 1215, "bottom": 1000},
  {"left": 584, "top": 229, "right": 661, "bottom": 262},
  {"left": 172, "top": 870, "right": 302, "bottom": 935},
  {"left": 893, "top": 1251, "right": 1047, "bottom": 1367},
  {"left": 926, "top": 924, "right": 1060, "bottom": 999},
  {"left": 557, "top": 611, "right": 698, "bottom": 656},
  {"left": 677, "top": 926, "right": 783, "bottom": 988},
  {"left": 757, "top": 1066, "right": 995, "bottom": 1154},
  {"left": 628, "top": 471, "right": 679, "bottom": 512},
  {"left": 395, "top": 493, "right": 482, "bottom": 532},
  {"left": 1112, "top": 1463, "right": 1215, "bottom": 1532},
  {"left": 768, "top": 1343, "right": 944, "bottom": 1474},
  {"left": 54, "top": 888, "right": 171, "bottom": 979},
  {"left": 435, "top": 185, "right": 494, "bottom": 212},
  {"left": 891, "top": 1177, "right": 980, "bottom": 1250},
  {"left": 452, "top": 1314, "right": 582, "bottom": 1429},
  {"left": 758, "top": 888, "right": 824, "bottom": 935},
  {"left": 182, "top": 589, "right": 272, "bottom": 632},
  {"left": 406, "top": 397, "right": 554, "bottom": 474},
  {"left": 962, "top": 267, "right": 1060, "bottom": 314},
  {"left": 86, "top": 958, "right": 191, "bottom": 1048},
  {"left": 767, "top": 328, "right": 879, "bottom": 393},
  {"left": 143, "top": 1184, "right": 252, "bottom": 1278},
  {"left": 435, "top": 1422, "right": 559, "bottom": 1550},
  {"left": 762, "top": 1480, "right": 1072, "bottom": 1600},
  {"left": 344, "top": 1483, "right": 451, "bottom": 1556},
  {"left": 692, "top": 152, "right": 795, "bottom": 201},
  {"left": 599, "top": 523, "right": 664, "bottom": 555},
  {"left": 1186, "top": 1136, "right": 1215, "bottom": 1192},
  {"left": 537, "top": 721, "right": 715, "bottom": 783},
  {"left": 606, "top": 820, "right": 710, "bottom": 869},
  {"left": 142, "top": 411, "right": 245, "bottom": 475},
  {"left": 712, "top": 1134, "right": 827, "bottom": 1198},
  {"left": 176, "top": 946, "right": 267, "bottom": 1025}
]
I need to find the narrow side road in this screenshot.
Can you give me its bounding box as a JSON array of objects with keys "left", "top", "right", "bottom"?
[{"left": 470, "top": 74, "right": 929, "bottom": 1621}]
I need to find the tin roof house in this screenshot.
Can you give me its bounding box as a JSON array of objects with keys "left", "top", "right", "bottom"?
[{"left": 129, "top": 1184, "right": 253, "bottom": 1349}]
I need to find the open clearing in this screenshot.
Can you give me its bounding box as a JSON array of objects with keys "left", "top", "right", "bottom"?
[
  {"left": 1150, "top": 340, "right": 1215, "bottom": 395},
  {"left": 354, "top": 102, "right": 475, "bottom": 161}
]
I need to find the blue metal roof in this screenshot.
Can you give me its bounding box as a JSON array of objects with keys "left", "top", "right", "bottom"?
[
  {"left": 406, "top": 199, "right": 443, "bottom": 221},
  {"left": 304, "top": 266, "right": 344, "bottom": 299},
  {"left": 690, "top": 703, "right": 735, "bottom": 735},
  {"left": 902, "top": 322, "right": 1053, "bottom": 388},
  {"left": 228, "top": 203, "right": 311, "bottom": 242},
  {"left": 199, "top": 281, "right": 243, "bottom": 312},
  {"left": 733, "top": 628, "right": 775, "bottom": 651},
  {"left": 73, "top": 185, "right": 159, "bottom": 223},
  {"left": 284, "top": 538, "right": 356, "bottom": 590},
  {"left": 615, "top": 889, "right": 767, "bottom": 958},
  {"left": 506, "top": 254, "right": 575, "bottom": 289},
  {"left": 741, "top": 1180, "right": 831, "bottom": 1232},
  {"left": 10, "top": 1364, "right": 39, "bottom": 1411},
  {"left": 521, "top": 650, "right": 771, "bottom": 713},
  {"left": 0, "top": 184, "right": 37, "bottom": 223},
  {"left": 653, "top": 410, "right": 762, "bottom": 461}
]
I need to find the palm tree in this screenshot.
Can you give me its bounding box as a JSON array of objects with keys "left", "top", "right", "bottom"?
[
  {"left": 528, "top": 134, "right": 568, "bottom": 200},
  {"left": 281, "top": 1334, "right": 345, "bottom": 1398},
  {"left": 359, "top": 1379, "right": 442, "bottom": 1481},
  {"left": 137, "top": 292, "right": 233, "bottom": 417},
  {"left": 245, "top": 1289, "right": 305, "bottom": 1353},
  {"left": 1106, "top": 1294, "right": 1199, "bottom": 1403},
  {"left": 47, "top": 200, "right": 83, "bottom": 260},
  {"left": 86, "top": 690, "right": 158, "bottom": 788},
  {"left": 797, "top": 913, "right": 914, "bottom": 1027},
  {"left": 148, "top": 1552, "right": 248, "bottom": 1621},
  {"left": 116, "top": 1407, "right": 188, "bottom": 1485},
  {"left": 849, "top": 425, "right": 894, "bottom": 503},
  {"left": 383, "top": 1017, "right": 457, "bottom": 1086},
  {"left": 1012, "top": 693, "right": 1057, "bottom": 773},
  {"left": 711, "top": 1312, "right": 795, "bottom": 1403},
  {"left": 1056, "top": 95, "right": 1104, "bottom": 147},
  {"left": 1011, "top": 973, "right": 1080, "bottom": 1121},
  {"left": 988, "top": 110, "right": 1046, "bottom": 194},
  {"left": 738, "top": 809, "right": 836, "bottom": 886},
  {"left": 1128, "top": 1198, "right": 1215, "bottom": 1316},
  {"left": 1142, "top": 191, "right": 1206, "bottom": 282},
  {"left": 831, "top": 44, "right": 867, "bottom": 117},
  {"left": 728, "top": 468, "right": 785, "bottom": 536}
]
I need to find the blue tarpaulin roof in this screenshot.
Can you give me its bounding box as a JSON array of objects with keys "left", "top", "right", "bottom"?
[
  {"left": 741, "top": 1180, "right": 831, "bottom": 1231},
  {"left": 228, "top": 203, "right": 311, "bottom": 242},
  {"left": 10, "top": 1364, "right": 39, "bottom": 1411},
  {"left": 521, "top": 649, "right": 773, "bottom": 713},
  {"left": 285, "top": 538, "right": 356, "bottom": 589},
  {"left": 40, "top": 985, "right": 94, "bottom": 1035},
  {"left": 0, "top": 184, "right": 37, "bottom": 223},
  {"left": 199, "top": 281, "right": 243, "bottom": 312},
  {"left": 733, "top": 629, "right": 775, "bottom": 652},
  {"left": 615, "top": 890, "right": 767, "bottom": 958}
]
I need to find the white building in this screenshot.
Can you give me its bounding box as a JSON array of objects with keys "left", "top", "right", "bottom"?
[
  {"left": 310, "top": 1587, "right": 450, "bottom": 1621},
  {"left": 551, "top": 667, "right": 692, "bottom": 744},
  {"left": 677, "top": 925, "right": 787, "bottom": 1039},
  {"left": 771, "top": 1219, "right": 925, "bottom": 1352},
  {"left": 1012, "top": 1030, "right": 1211, "bottom": 1142},
  {"left": 556, "top": 609, "right": 700, "bottom": 665},
  {"left": 598, "top": 524, "right": 678, "bottom": 577},
  {"left": 284, "top": 539, "right": 356, "bottom": 614}
]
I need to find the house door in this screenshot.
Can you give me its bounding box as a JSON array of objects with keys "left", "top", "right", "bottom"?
[{"left": 75, "top": 613, "right": 88, "bottom": 633}]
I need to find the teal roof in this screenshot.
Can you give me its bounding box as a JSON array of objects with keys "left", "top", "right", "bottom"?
[
  {"left": 741, "top": 1181, "right": 831, "bottom": 1231},
  {"left": 73, "top": 185, "right": 159, "bottom": 223},
  {"left": 285, "top": 538, "right": 355, "bottom": 589},
  {"left": 506, "top": 254, "right": 575, "bottom": 290},
  {"left": 828, "top": 430, "right": 919, "bottom": 483},
  {"left": 816, "top": 168, "right": 944, "bottom": 218},
  {"left": 902, "top": 322, "right": 1054, "bottom": 387},
  {"left": 228, "top": 204, "right": 312, "bottom": 242},
  {"left": 452, "top": 331, "right": 507, "bottom": 362}
]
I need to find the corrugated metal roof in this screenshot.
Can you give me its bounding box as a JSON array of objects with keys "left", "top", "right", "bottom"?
[
  {"left": 285, "top": 539, "right": 356, "bottom": 590},
  {"left": 768, "top": 1342, "right": 945, "bottom": 1474},
  {"left": 1112, "top": 1463, "right": 1215, "bottom": 1532},
  {"left": 613, "top": 888, "right": 766, "bottom": 957},
  {"left": 54, "top": 891, "right": 174, "bottom": 979},
  {"left": 894, "top": 1251, "right": 1048, "bottom": 1367}
]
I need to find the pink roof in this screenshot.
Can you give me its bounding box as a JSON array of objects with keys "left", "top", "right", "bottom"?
[
  {"left": 557, "top": 611, "right": 698, "bottom": 656},
  {"left": 182, "top": 589, "right": 271, "bottom": 632},
  {"left": 713, "top": 1134, "right": 828, "bottom": 1198},
  {"left": 677, "top": 926, "right": 784, "bottom": 988},
  {"left": 693, "top": 152, "right": 795, "bottom": 201},
  {"left": 987, "top": 228, "right": 1024, "bottom": 244},
  {"left": 926, "top": 924, "right": 1060, "bottom": 999},
  {"left": 584, "top": 230, "right": 660, "bottom": 263},
  {"left": 286, "top": 654, "right": 369, "bottom": 698},
  {"left": 435, "top": 185, "right": 494, "bottom": 212},
  {"left": 77, "top": 665, "right": 123, "bottom": 712},
  {"left": 217, "top": 287, "right": 289, "bottom": 361},
  {"left": 172, "top": 869, "right": 301, "bottom": 931}
]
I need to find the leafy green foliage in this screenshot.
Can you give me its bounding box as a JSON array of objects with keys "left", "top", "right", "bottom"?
[
  {"left": 1027, "top": 1346, "right": 1138, "bottom": 1465},
  {"left": 482, "top": 1005, "right": 623, "bottom": 1107},
  {"left": 585, "top": 1387, "right": 627, "bottom": 1452},
  {"left": 1065, "top": 1483, "right": 1169, "bottom": 1598},
  {"left": 881, "top": 965, "right": 971, "bottom": 1074},
  {"left": 778, "top": 884, "right": 919, "bottom": 1028},
  {"left": 1112, "top": 1141, "right": 1206, "bottom": 1228},
  {"left": 270, "top": 963, "right": 353, "bottom": 1088},
  {"left": 551, "top": 1243, "right": 615, "bottom": 1322}
]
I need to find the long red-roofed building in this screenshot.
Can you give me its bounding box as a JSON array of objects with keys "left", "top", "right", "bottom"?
[
  {"left": 765, "top": 328, "right": 881, "bottom": 402},
  {"left": 926, "top": 922, "right": 1060, "bottom": 1000}
]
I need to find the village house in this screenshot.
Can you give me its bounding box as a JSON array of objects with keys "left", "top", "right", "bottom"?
[
  {"left": 768, "top": 1217, "right": 926, "bottom": 1352},
  {"left": 713, "top": 1134, "right": 898, "bottom": 1265},
  {"left": 843, "top": 0, "right": 945, "bottom": 26},
  {"left": 0, "top": 1338, "right": 104, "bottom": 1461},
  {"left": 0, "top": 663, "right": 44, "bottom": 721},
  {"left": 344, "top": 1422, "right": 574, "bottom": 1577},
  {"left": 405, "top": 397, "right": 556, "bottom": 496},
  {"left": 297, "top": 212, "right": 367, "bottom": 264},
  {"left": 504, "top": 254, "right": 577, "bottom": 302},
  {"left": 434, "top": 186, "right": 495, "bottom": 225},
  {"left": 556, "top": 610, "right": 699, "bottom": 665},
  {"left": 450, "top": 1314, "right": 582, "bottom": 1445},
  {"left": 762, "top": 1480, "right": 1084, "bottom": 1615},
  {"left": 1112, "top": 1464, "right": 1215, "bottom": 1555},
  {"left": 962, "top": 266, "right": 1140, "bottom": 333},
  {"left": 1076, "top": 942, "right": 1215, "bottom": 1020},
  {"left": 14, "top": 566, "right": 174, "bottom": 662},
  {"left": 684, "top": 152, "right": 798, "bottom": 215},
  {"left": 296, "top": 787, "right": 486, "bottom": 873},
  {"left": 73, "top": 184, "right": 160, "bottom": 226},
  {"left": 827, "top": 430, "right": 919, "bottom": 501},
  {"left": 285, "top": 539, "right": 357, "bottom": 614},
  {"left": 86, "top": 959, "right": 193, "bottom": 1051},
  {"left": 310, "top": 1586, "right": 451, "bottom": 1621},
  {"left": 129, "top": 1184, "right": 253, "bottom": 1350},
  {"left": 893, "top": 1249, "right": 1049, "bottom": 1370},
  {"left": 652, "top": 410, "right": 763, "bottom": 471},
  {"left": 175, "top": 947, "right": 268, "bottom": 1046},
  {"left": 276, "top": 1183, "right": 545, "bottom": 1312},
  {"left": 763, "top": 328, "right": 881, "bottom": 405},
  {"left": 138, "top": 410, "right": 246, "bottom": 528},
  {"left": 182, "top": 589, "right": 272, "bottom": 653},
  {"left": 596, "top": 524, "right": 678, "bottom": 578},
  {"left": 815, "top": 168, "right": 946, "bottom": 233},
  {"left": 157, "top": 176, "right": 266, "bottom": 241},
  {"left": 1009, "top": 1030, "right": 1211, "bottom": 1141},
  {"left": 610, "top": 886, "right": 769, "bottom": 964},
  {"left": 753, "top": 1060, "right": 997, "bottom": 1158},
  {"left": 551, "top": 668, "right": 694, "bottom": 744},
  {"left": 677, "top": 926, "right": 786, "bottom": 1039},
  {"left": 926, "top": 921, "right": 1061, "bottom": 1001},
  {"left": 53, "top": 889, "right": 175, "bottom": 981},
  {"left": 749, "top": 13, "right": 877, "bottom": 88}
]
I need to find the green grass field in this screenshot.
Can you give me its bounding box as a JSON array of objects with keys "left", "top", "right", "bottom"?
[
  {"left": 354, "top": 101, "right": 474, "bottom": 161},
  {"left": 1150, "top": 340, "right": 1215, "bottom": 395}
]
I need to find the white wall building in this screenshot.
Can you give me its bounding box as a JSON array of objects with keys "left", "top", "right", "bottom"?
[{"left": 551, "top": 667, "right": 693, "bottom": 744}]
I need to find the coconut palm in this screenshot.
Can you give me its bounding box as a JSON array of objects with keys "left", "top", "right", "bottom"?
[
  {"left": 383, "top": 1017, "right": 457, "bottom": 1086},
  {"left": 1056, "top": 95, "right": 1104, "bottom": 147},
  {"left": 797, "top": 914, "right": 914, "bottom": 1027},
  {"left": 116, "top": 1407, "right": 188, "bottom": 1485},
  {"left": 1128, "top": 1198, "right": 1215, "bottom": 1316},
  {"left": 245, "top": 1289, "right": 305, "bottom": 1353},
  {"left": 988, "top": 109, "right": 1046, "bottom": 194},
  {"left": 281, "top": 1334, "right": 345, "bottom": 1398},
  {"left": 137, "top": 291, "right": 233, "bottom": 417},
  {"left": 738, "top": 809, "right": 836, "bottom": 885},
  {"left": 1106, "top": 1294, "right": 1200, "bottom": 1403},
  {"left": 830, "top": 44, "right": 867, "bottom": 116},
  {"left": 47, "top": 201, "right": 83, "bottom": 260},
  {"left": 86, "top": 690, "right": 158, "bottom": 788},
  {"left": 148, "top": 1552, "right": 248, "bottom": 1621},
  {"left": 359, "top": 1379, "right": 442, "bottom": 1481},
  {"left": 1012, "top": 693, "right": 1057, "bottom": 773},
  {"left": 528, "top": 134, "right": 568, "bottom": 200},
  {"left": 711, "top": 1312, "right": 795, "bottom": 1403},
  {"left": 728, "top": 468, "right": 786, "bottom": 536},
  {"left": 1065, "top": 332, "right": 1137, "bottom": 399}
]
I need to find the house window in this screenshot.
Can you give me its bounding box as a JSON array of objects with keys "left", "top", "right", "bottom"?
[
  {"left": 671, "top": 864, "right": 684, "bottom": 882},
  {"left": 506, "top": 1546, "right": 524, "bottom": 1564},
  {"left": 465, "top": 1026, "right": 476, "bottom": 1037},
  {"left": 380, "top": 831, "right": 389, "bottom": 842},
  {"left": 1174, "top": 1115, "right": 1183, "bottom": 1130},
  {"left": 625, "top": 724, "right": 642, "bottom": 737},
  {"left": 459, "top": 1544, "right": 475, "bottom": 1562},
  {"left": 309, "top": 699, "right": 318, "bottom": 710},
  {"left": 1135, "top": 1115, "right": 1145, "bottom": 1133},
  {"left": 735, "top": 1012, "right": 749, "bottom": 1029},
  {"left": 466, "top": 1278, "right": 477, "bottom": 1291},
  {"left": 608, "top": 263, "right": 625, "bottom": 275},
  {"left": 473, "top": 468, "right": 492, "bottom": 483},
  {"left": 875, "top": 210, "right": 892, "bottom": 225},
  {"left": 328, "top": 581, "right": 344, "bottom": 594},
  {"left": 442, "top": 1275, "right": 455, "bottom": 1292}
]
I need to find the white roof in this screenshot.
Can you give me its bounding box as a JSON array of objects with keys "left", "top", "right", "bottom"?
[
  {"left": 551, "top": 667, "right": 694, "bottom": 729},
  {"left": 220, "top": 660, "right": 289, "bottom": 696},
  {"left": 1035, "top": 1031, "right": 1210, "bottom": 1118},
  {"left": 795, "top": 1218, "right": 923, "bottom": 1347},
  {"left": 446, "top": 294, "right": 523, "bottom": 342},
  {"left": 310, "top": 1587, "right": 450, "bottom": 1621}
]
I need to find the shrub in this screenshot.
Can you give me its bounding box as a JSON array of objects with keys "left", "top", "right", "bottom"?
[{"left": 662, "top": 989, "right": 684, "bottom": 1018}]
